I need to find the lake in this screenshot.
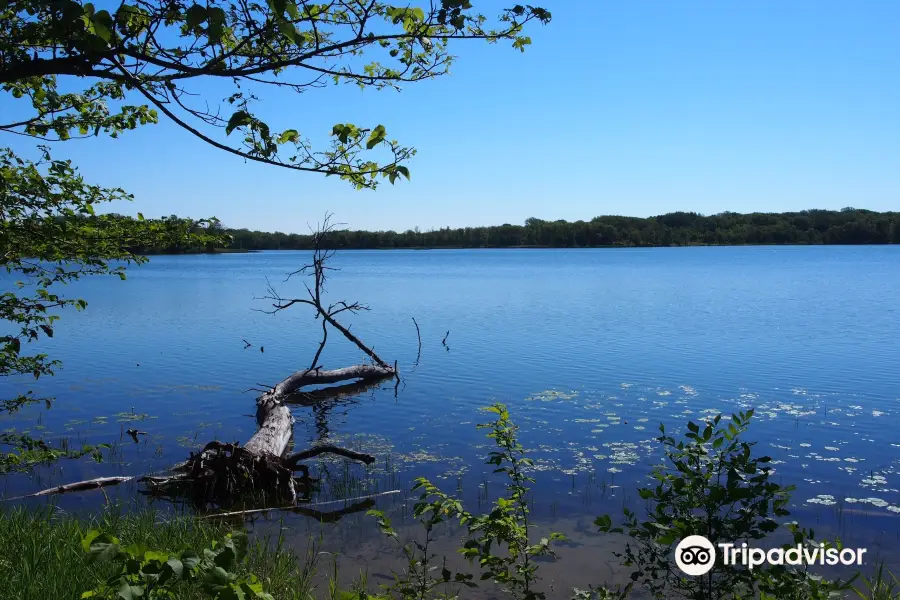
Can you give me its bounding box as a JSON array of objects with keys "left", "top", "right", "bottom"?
[{"left": 3, "top": 246, "right": 900, "bottom": 593}]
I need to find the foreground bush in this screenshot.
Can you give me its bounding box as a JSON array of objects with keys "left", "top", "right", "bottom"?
[{"left": 0, "top": 507, "right": 316, "bottom": 600}]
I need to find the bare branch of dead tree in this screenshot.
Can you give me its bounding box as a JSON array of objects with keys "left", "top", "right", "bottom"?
[{"left": 257, "top": 213, "right": 391, "bottom": 370}]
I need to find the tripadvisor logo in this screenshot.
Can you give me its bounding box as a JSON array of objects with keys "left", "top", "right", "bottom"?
[
  {"left": 674, "top": 536, "right": 868, "bottom": 576},
  {"left": 675, "top": 536, "right": 716, "bottom": 576}
]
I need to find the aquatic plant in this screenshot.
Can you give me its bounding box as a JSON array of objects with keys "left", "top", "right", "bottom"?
[
  {"left": 370, "top": 403, "right": 564, "bottom": 600},
  {"left": 853, "top": 563, "right": 900, "bottom": 600},
  {"left": 594, "top": 409, "right": 855, "bottom": 600}
]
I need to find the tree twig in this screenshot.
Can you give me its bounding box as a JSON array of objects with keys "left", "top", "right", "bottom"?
[{"left": 412, "top": 317, "right": 422, "bottom": 367}]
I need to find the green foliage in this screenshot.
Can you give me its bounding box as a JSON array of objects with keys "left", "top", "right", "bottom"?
[
  {"left": 367, "top": 478, "right": 473, "bottom": 600},
  {"left": 570, "top": 587, "right": 630, "bottom": 600},
  {"left": 2, "top": 0, "right": 551, "bottom": 190},
  {"left": 369, "top": 403, "right": 562, "bottom": 600},
  {"left": 0, "top": 506, "right": 317, "bottom": 600},
  {"left": 853, "top": 563, "right": 900, "bottom": 600},
  {"left": 460, "top": 403, "right": 564, "bottom": 600},
  {"left": 0, "top": 432, "right": 109, "bottom": 473},
  {"left": 594, "top": 410, "right": 854, "bottom": 600},
  {"left": 80, "top": 529, "right": 274, "bottom": 599}
]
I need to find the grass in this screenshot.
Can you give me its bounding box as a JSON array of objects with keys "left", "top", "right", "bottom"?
[
  {"left": 854, "top": 563, "right": 900, "bottom": 600},
  {"left": 0, "top": 505, "right": 320, "bottom": 600}
]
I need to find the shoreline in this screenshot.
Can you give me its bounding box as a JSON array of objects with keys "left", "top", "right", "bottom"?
[{"left": 141, "top": 242, "right": 898, "bottom": 255}]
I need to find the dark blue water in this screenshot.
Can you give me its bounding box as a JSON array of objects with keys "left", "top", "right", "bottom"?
[{"left": 3, "top": 246, "right": 900, "bottom": 582}]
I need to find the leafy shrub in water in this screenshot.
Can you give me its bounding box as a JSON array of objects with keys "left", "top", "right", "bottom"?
[
  {"left": 371, "top": 406, "right": 870, "bottom": 600},
  {"left": 368, "top": 478, "right": 474, "bottom": 600},
  {"left": 594, "top": 409, "right": 855, "bottom": 600},
  {"left": 370, "top": 403, "right": 564, "bottom": 600}
]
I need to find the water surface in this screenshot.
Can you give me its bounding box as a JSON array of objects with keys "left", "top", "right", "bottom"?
[{"left": 3, "top": 246, "right": 899, "bottom": 590}]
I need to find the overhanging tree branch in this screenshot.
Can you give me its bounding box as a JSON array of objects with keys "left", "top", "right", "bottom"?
[{"left": 2, "top": 0, "right": 551, "bottom": 189}]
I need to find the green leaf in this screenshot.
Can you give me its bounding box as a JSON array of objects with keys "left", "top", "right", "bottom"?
[
  {"left": 143, "top": 549, "right": 169, "bottom": 563},
  {"left": 207, "top": 7, "right": 226, "bottom": 25},
  {"left": 225, "top": 111, "right": 253, "bottom": 135},
  {"left": 512, "top": 36, "right": 532, "bottom": 52},
  {"left": 276, "top": 18, "right": 296, "bottom": 43},
  {"left": 285, "top": 0, "right": 299, "bottom": 19},
  {"left": 180, "top": 549, "right": 201, "bottom": 570},
  {"left": 277, "top": 129, "right": 299, "bottom": 144},
  {"left": 83, "top": 530, "right": 121, "bottom": 563},
  {"left": 594, "top": 515, "right": 612, "bottom": 531},
  {"left": 81, "top": 530, "right": 102, "bottom": 553},
  {"left": 366, "top": 125, "right": 386, "bottom": 149},
  {"left": 214, "top": 546, "right": 237, "bottom": 570},
  {"left": 185, "top": 3, "right": 207, "bottom": 28},
  {"left": 122, "top": 543, "right": 148, "bottom": 558},
  {"left": 163, "top": 557, "right": 184, "bottom": 582},
  {"left": 116, "top": 582, "right": 145, "bottom": 600},
  {"left": 91, "top": 10, "right": 113, "bottom": 42}
]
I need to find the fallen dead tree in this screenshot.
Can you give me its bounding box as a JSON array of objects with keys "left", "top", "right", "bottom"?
[
  {"left": 144, "top": 215, "right": 397, "bottom": 509},
  {"left": 8, "top": 217, "right": 399, "bottom": 515}
]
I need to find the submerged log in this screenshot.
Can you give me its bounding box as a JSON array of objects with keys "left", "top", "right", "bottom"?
[{"left": 285, "top": 444, "right": 376, "bottom": 469}]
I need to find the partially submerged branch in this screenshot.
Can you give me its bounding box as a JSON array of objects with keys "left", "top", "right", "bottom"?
[
  {"left": 7, "top": 216, "right": 397, "bottom": 513},
  {"left": 272, "top": 365, "right": 395, "bottom": 397},
  {"left": 285, "top": 445, "right": 376, "bottom": 469}
]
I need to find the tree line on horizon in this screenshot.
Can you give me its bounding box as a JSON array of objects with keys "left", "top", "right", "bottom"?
[
  {"left": 102, "top": 208, "right": 900, "bottom": 253},
  {"left": 218, "top": 208, "right": 899, "bottom": 251}
]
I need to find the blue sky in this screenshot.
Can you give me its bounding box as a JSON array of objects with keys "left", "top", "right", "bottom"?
[{"left": 9, "top": 1, "right": 900, "bottom": 233}]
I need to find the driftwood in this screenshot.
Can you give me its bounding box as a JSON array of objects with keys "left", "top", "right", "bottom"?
[
  {"left": 3, "top": 476, "right": 135, "bottom": 501},
  {"left": 144, "top": 216, "right": 396, "bottom": 509},
  {"left": 7, "top": 216, "right": 398, "bottom": 517}
]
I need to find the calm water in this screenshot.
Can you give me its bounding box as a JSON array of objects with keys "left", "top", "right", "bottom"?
[{"left": 3, "top": 246, "right": 900, "bottom": 591}]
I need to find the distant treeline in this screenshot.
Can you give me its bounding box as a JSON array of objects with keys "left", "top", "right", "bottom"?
[
  {"left": 97, "top": 208, "right": 900, "bottom": 253},
  {"left": 221, "top": 209, "right": 900, "bottom": 250}
]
